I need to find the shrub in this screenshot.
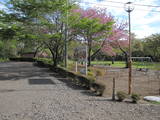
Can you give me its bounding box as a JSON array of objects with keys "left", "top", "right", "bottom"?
[
  {"left": 88, "top": 71, "right": 94, "bottom": 77},
  {"left": 117, "top": 91, "right": 127, "bottom": 102},
  {"left": 90, "top": 82, "right": 105, "bottom": 96},
  {"left": 131, "top": 93, "right": 140, "bottom": 103},
  {"left": 67, "top": 62, "right": 75, "bottom": 71},
  {"left": 95, "top": 69, "right": 105, "bottom": 76},
  {"left": 0, "top": 58, "right": 9, "bottom": 62},
  {"left": 88, "top": 67, "right": 106, "bottom": 78},
  {"left": 86, "top": 75, "right": 96, "bottom": 84},
  {"left": 96, "top": 70, "right": 103, "bottom": 76},
  {"left": 35, "top": 58, "right": 53, "bottom": 65}
]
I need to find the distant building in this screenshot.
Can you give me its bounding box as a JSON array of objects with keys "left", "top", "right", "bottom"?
[
  {"left": 21, "top": 51, "right": 51, "bottom": 58},
  {"left": 21, "top": 52, "right": 35, "bottom": 58}
]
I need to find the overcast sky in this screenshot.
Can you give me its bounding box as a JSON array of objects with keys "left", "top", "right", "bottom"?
[
  {"left": 0, "top": 0, "right": 160, "bottom": 38},
  {"left": 79, "top": 0, "right": 160, "bottom": 38}
]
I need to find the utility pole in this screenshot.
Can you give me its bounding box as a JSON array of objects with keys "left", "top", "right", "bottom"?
[
  {"left": 64, "top": 0, "right": 69, "bottom": 68},
  {"left": 124, "top": 2, "right": 134, "bottom": 94},
  {"left": 85, "top": 45, "right": 88, "bottom": 76}
]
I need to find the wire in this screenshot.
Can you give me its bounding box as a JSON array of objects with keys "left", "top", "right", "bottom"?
[
  {"left": 81, "top": 2, "right": 123, "bottom": 9},
  {"left": 134, "top": 3, "right": 160, "bottom": 8},
  {"left": 87, "top": 0, "right": 160, "bottom": 8},
  {"left": 80, "top": 1, "right": 160, "bottom": 13}
]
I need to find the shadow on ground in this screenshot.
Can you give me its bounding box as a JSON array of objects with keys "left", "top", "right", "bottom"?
[
  {"left": 0, "top": 62, "right": 97, "bottom": 96},
  {"left": 0, "top": 62, "right": 52, "bottom": 81},
  {"left": 28, "top": 78, "right": 55, "bottom": 85},
  {"left": 49, "top": 73, "right": 97, "bottom": 96}
]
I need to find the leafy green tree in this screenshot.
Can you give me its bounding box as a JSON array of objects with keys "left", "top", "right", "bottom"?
[
  {"left": 0, "top": 10, "right": 20, "bottom": 58},
  {"left": 132, "top": 38, "right": 144, "bottom": 57},
  {"left": 68, "top": 40, "right": 81, "bottom": 60},
  {"left": 144, "top": 34, "right": 160, "bottom": 61},
  {"left": 70, "top": 8, "right": 113, "bottom": 66},
  {"left": 7, "top": 0, "right": 76, "bottom": 66}
]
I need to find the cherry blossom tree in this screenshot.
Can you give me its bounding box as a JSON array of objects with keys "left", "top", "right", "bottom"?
[
  {"left": 70, "top": 8, "right": 114, "bottom": 66},
  {"left": 70, "top": 8, "right": 129, "bottom": 66},
  {"left": 101, "top": 22, "right": 129, "bottom": 67}
]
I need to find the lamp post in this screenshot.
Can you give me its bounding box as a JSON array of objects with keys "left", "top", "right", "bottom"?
[{"left": 124, "top": 2, "right": 134, "bottom": 94}]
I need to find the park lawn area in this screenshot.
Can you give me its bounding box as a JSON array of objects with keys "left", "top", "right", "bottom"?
[
  {"left": 0, "top": 58, "right": 9, "bottom": 62},
  {"left": 35, "top": 57, "right": 53, "bottom": 65},
  {"left": 91, "top": 61, "right": 125, "bottom": 67},
  {"left": 32, "top": 59, "right": 160, "bottom": 71},
  {"left": 91, "top": 61, "right": 160, "bottom": 70}
]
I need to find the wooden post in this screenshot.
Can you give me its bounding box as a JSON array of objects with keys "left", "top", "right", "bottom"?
[
  {"left": 112, "top": 77, "right": 116, "bottom": 101},
  {"left": 128, "top": 11, "right": 132, "bottom": 95},
  {"left": 75, "top": 61, "right": 78, "bottom": 73},
  {"left": 85, "top": 45, "right": 88, "bottom": 76},
  {"left": 128, "top": 60, "right": 132, "bottom": 94}
]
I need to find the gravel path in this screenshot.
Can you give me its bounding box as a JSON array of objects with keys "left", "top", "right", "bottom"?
[{"left": 0, "top": 62, "right": 159, "bottom": 120}]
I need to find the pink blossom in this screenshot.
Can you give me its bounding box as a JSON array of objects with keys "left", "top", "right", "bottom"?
[{"left": 72, "top": 8, "right": 129, "bottom": 56}]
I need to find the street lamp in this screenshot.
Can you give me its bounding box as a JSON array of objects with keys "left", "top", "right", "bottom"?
[{"left": 124, "top": 2, "right": 134, "bottom": 94}]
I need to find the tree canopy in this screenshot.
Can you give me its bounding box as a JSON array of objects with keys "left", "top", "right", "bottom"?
[{"left": 0, "top": 0, "right": 159, "bottom": 67}]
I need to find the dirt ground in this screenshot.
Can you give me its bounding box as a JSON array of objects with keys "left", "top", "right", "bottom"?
[
  {"left": 95, "top": 66, "right": 160, "bottom": 96},
  {"left": 73, "top": 64, "right": 160, "bottom": 96}
]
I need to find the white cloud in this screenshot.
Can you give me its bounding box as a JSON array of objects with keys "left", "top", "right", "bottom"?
[
  {"left": 0, "top": 2, "right": 6, "bottom": 10},
  {"left": 79, "top": 0, "right": 160, "bottom": 38},
  {"left": 133, "top": 25, "right": 157, "bottom": 38}
]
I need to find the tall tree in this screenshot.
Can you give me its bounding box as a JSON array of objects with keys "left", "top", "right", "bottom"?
[
  {"left": 102, "top": 22, "right": 129, "bottom": 67},
  {"left": 8, "top": 0, "right": 75, "bottom": 66},
  {"left": 144, "top": 34, "right": 160, "bottom": 61},
  {"left": 70, "top": 8, "right": 114, "bottom": 66},
  {"left": 70, "top": 8, "right": 129, "bottom": 67}
]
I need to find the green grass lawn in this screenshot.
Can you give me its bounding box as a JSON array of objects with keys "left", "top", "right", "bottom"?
[
  {"left": 33, "top": 58, "right": 160, "bottom": 71},
  {"left": 0, "top": 58, "right": 9, "bottom": 62},
  {"left": 91, "top": 61, "right": 125, "bottom": 67},
  {"left": 148, "top": 101, "right": 160, "bottom": 105},
  {"left": 91, "top": 61, "right": 160, "bottom": 70},
  {"left": 35, "top": 58, "right": 53, "bottom": 65}
]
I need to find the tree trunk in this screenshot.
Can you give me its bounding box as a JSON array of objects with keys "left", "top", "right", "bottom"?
[
  {"left": 53, "top": 57, "right": 57, "bottom": 67},
  {"left": 90, "top": 48, "right": 101, "bottom": 61},
  {"left": 53, "top": 46, "right": 59, "bottom": 67},
  {"left": 125, "top": 53, "right": 129, "bottom": 68},
  {"left": 34, "top": 45, "right": 42, "bottom": 57},
  {"left": 48, "top": 47, "right": 57, "bottom": 67},
  {"left": 117, "top": 44, "right": 129, "bottom": 68},
  {"left": 88, "top": 45, "right": 92, "bottom": 66},
  {"left": 87, "top": 37, "right": 92, "bottom": 67},
  {"left": 112, "top": 57, "right": 115, "bottom": 64}
]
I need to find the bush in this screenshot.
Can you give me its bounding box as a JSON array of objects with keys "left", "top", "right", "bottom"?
[
  {"left": 88, "top": 71, "right": 95, "bottom": 77},
  {"left": 95, "top": 70, "right": 103, "bottom": 76},
  {"left": 131, "top": 93, "right": 140, "bottom": 103},
  {"left": 67, "top": 62, "right": 75, "bottom": 71},
  {"left": 88, "top": 67, "right": 105, "bottom": 77},
  {"left": 117, "top": 91, "right": 127, "bottom": 102},
  {"left": 36, "top": 58, "right": 53, "bottom": 65},
  {"left": 90, "top": 82, "right": 105, "bottom": 96},
  {"left": 0, "top": 58, "right": 9, "bottom": 62},
  {"left": 95, "top": 69, "right": 105, "bottom": 76}
]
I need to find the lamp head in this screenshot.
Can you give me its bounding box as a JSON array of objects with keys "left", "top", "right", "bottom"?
[{"left": 124, "top": 2, "right": 134, "bottom": 12}]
